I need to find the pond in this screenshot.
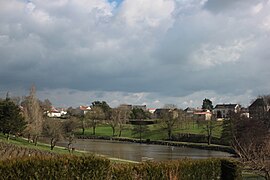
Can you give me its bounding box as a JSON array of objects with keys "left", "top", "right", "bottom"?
[{"left": 56, "top": 139, "right": 232, "bottom": 162}]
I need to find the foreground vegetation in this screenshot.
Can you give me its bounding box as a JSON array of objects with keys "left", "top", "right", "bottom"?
[
  {"left": 0, "top": 154, "right": 241, "bottom": 180},
  {"left": 0, "top": 141, "right": 57, "bottom": 161}
]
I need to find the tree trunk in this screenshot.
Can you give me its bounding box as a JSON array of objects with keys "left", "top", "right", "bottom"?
[
  {"left": 34, "top": 135, "right": 38, "bottom": 146},
  {"left": 82, "top": 127, "right": 85, "bottom": 135},
  {"left": 168, "top": 129, "right": 172, "bottom": 140},
  {"left": 28, "top": 134, "right": 31, "bottom": 143},
  {"left": 68, "top": 142, "right": 72, "bottom": 153},
  {"left": 119, "top": 125, "right": 122, "bottom": 137},
  {"left": 6, "top": 132, "right": 10, "bottom": 141},
  {"left": 93, "top": 123, "right": 96, "bottom": 135},
  {"left": 139, "top": 124, "right": 142, "bottom": 144},
  {"left": 207, "top": 135, "right": 212, "bottom": 145},
  {"left": 207, "top": 124, "right": 212, "bottom": 145},
  {"left": 50, "top": 138, "right": 55, "bottom": 150},
  {"left": 112, "top": 126, "right": 115, "bottom": 136},
  {"left": 265, "top": 171, "right": 270, "bottom": 180},
  {"left": 67, "top": 135, "right": 74, "bottom": 153}
]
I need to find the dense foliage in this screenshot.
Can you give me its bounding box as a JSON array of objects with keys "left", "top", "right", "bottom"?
[
  {"left": 0, "top": 98, "right": 26, "bottom": 139},
  {"left": 0, "top": 155, "right": 110, "bottom": 180},
  {"left": 0, "top": 154, "right": 241, "bottom": 180}
]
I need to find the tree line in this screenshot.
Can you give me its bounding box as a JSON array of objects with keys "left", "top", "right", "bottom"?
[{"left": 0, "top": 86, "right": 78, "bottom": 151}]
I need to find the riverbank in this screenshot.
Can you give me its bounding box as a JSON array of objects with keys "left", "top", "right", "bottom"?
[
  {"left": 77, "top": 135, "right": 236, "bottom": 155},
  {"left": 0, "top": 134, "right": 139, "bottom": 164}
]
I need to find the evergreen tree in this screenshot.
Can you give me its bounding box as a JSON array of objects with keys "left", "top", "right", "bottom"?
[
  {"left": 202, "top": 98, "right": 214, "bottom": 111},
  {"left": 0, "top": 98, "right": 26, "bottom": 140},
  {"left": 91, "top": 101, "right": 111, "bottom": 120}
]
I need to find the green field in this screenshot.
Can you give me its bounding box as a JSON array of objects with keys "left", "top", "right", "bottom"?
[{"left": 76, "top": 120, "right": 223, "bottom": 140}]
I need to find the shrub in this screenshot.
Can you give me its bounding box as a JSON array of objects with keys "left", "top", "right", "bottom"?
[
  {"left": 0, "top": 155, "right": 110, "bottom": 180},
  {"left": 110, "top": 159, "right": 241, "bottom": 180},
  {"left": 0, "top": 156, "right": 241, "bottom": 180}
]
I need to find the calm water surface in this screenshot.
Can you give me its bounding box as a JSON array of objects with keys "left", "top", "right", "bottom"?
[{"left": 56, "top": 139, "right": 232, "bottom": 162}]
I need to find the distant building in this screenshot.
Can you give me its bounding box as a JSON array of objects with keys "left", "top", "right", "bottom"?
[
  {"left": 80, "top": 106, "right": 91, "bottom": 115},
  {"left": 148, "top": 108, "right": 156, "bottom": 114},
  {"left": 249, "top": 97, "right": 270, "bottom": 120},
  {"left": 184, "top": 107, "right": 196, "bottom": 114},
  {"left": 240, "top": 107, "right": 249, "bottom": 118},
  {"left": 154, "top": 108, "right": 170, "bottom": 119},
  {"left": 132, "top": 105, "right": 147, "bottom": 111},
  {"left": 47, "top": 110, "right": 62, "bottom": 118},
  {"left": 47, "top": 107, "right": 67, "bottom": 118},
  {"left": 184, "top": 107, "right": 196, "bottom": 118},
  {"left": 183, "top": 107, "right": 213, "bottom": 121},
  {"left": 193, "top": 110, "right": 212, "bottom": 121},
  {"left": 119, "top": 104, "right": 132, "bottom": 110},
  {"left": 213, "top": 104, "right": 241, "bottom": 120}
]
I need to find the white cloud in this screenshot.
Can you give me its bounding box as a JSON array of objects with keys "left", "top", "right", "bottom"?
[
  {"left": 119, "top": 0, "right": 175, "bottom": 30},
  {"left": 0, "top": 0, "right": 270, "bottom": 108},
  {"left": 28, "top": 6, "right": 52, "bottom": 25},
  {"left": 252, "top": 2, "right": 264, "bottom": 14},
  {"left": 190, "top": 39, "right": 252, "bottom": 69}
]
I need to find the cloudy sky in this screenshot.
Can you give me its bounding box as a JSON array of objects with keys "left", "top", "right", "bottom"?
[{"left": 1, "top": 0, "right": 270, "bottom": 108}]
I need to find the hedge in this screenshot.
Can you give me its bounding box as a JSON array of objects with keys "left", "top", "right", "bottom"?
[
  {"left": 0, "top": 155, "right": 242, "bottom": 180},
  {"left": 110, "top": 159, "right": 242, "bottom": 180},
  {"left": 0, "top": 155, "right": 110, "bottom": 180}
]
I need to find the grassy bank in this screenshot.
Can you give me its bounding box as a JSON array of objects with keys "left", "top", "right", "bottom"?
[
  {"left": 0, "top": 133, "right": 139, "bottom": 164},
  {"left": 0, "top": 133, "right": 82, "bottom": 156}
]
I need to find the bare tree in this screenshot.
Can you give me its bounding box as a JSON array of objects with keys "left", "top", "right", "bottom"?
[
  {"left": 22, "top": 85, "right": 44, "bottom": 145},
  {"left": 202, "top": 120, "right": 215, "bottom": 145},
  {"left": 163, "top": 104, "right": 178, "bottom": 110},
  {"left": 109, "top": 108, "right": 121, "bottom": 136},
  {"left": 160, "top": 107, "right": 182, "bottom": 140},
  {"left": 118, "top": 106, "right": 131, "bottom": 137},
  {"left": 80, "top": 116, "right": 88, "bottom": 135},
  {"left": 10, "top": 96, "right": 21, "bottom": 106},
  {"left": 43, "top": 118, "right": 63, "bottom": 150},
  {"left": 107, "top": 106, "right": 131, "bottom": 137},
  {"left": 85, "top": 106, "right": 105, "bottom": 135},
  {"left": 62, "top": 117, "right": 79, "bottom": 152},
  {"left": 39, "top": 99, "right": 52, "bottom": 115},
  {"left": 230, "top": 113, "right": 270, "bottom": 179}
]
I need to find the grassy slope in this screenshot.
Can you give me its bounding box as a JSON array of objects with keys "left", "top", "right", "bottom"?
[
  {"left": 0, "top": 133, "right": 82, "bottom": 155},
  {"left": 0, "top": 133, "right": 138, "bottom": 163}
]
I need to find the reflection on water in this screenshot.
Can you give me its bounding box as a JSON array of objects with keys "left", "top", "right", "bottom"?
[{"left": 56, "top": 139, "right": 232, "bottom": 162}]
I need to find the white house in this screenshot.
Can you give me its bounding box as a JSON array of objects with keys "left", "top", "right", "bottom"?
[
  {"left": 47, "top": 108, "right": 67, "bottom": 118},
  {"left": 80, "top": 106, "right": 91, "bottom": 114},
  {"left": 213, "top": 104, "right": 241, "bottom": 120},
  {"left": 148, "top": 108, "right": 156, "bottom": 114},
  {"left": 193, "top": 109, "right": 212, "bottom": 121}
]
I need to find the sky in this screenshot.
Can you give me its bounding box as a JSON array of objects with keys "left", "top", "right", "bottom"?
[{"left": 0, "top": 0, "right": 270, "bottom": 108}]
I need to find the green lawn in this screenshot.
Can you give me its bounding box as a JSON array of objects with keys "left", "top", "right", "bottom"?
[
  {"left": 174, "top": 121, "right": 223, "bottom": 138},
  {"left": 76, "top": 120, "right": 223, "bottom": 140}
]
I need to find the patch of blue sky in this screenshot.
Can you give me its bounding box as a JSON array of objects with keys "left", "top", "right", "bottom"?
[{"left": 108, "top": 0, "right": 123, "bottom": 7}]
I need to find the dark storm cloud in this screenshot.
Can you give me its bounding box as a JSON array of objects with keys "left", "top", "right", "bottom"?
[{"left": 203, "top": 0, "right": 264, "bottom": 13}]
